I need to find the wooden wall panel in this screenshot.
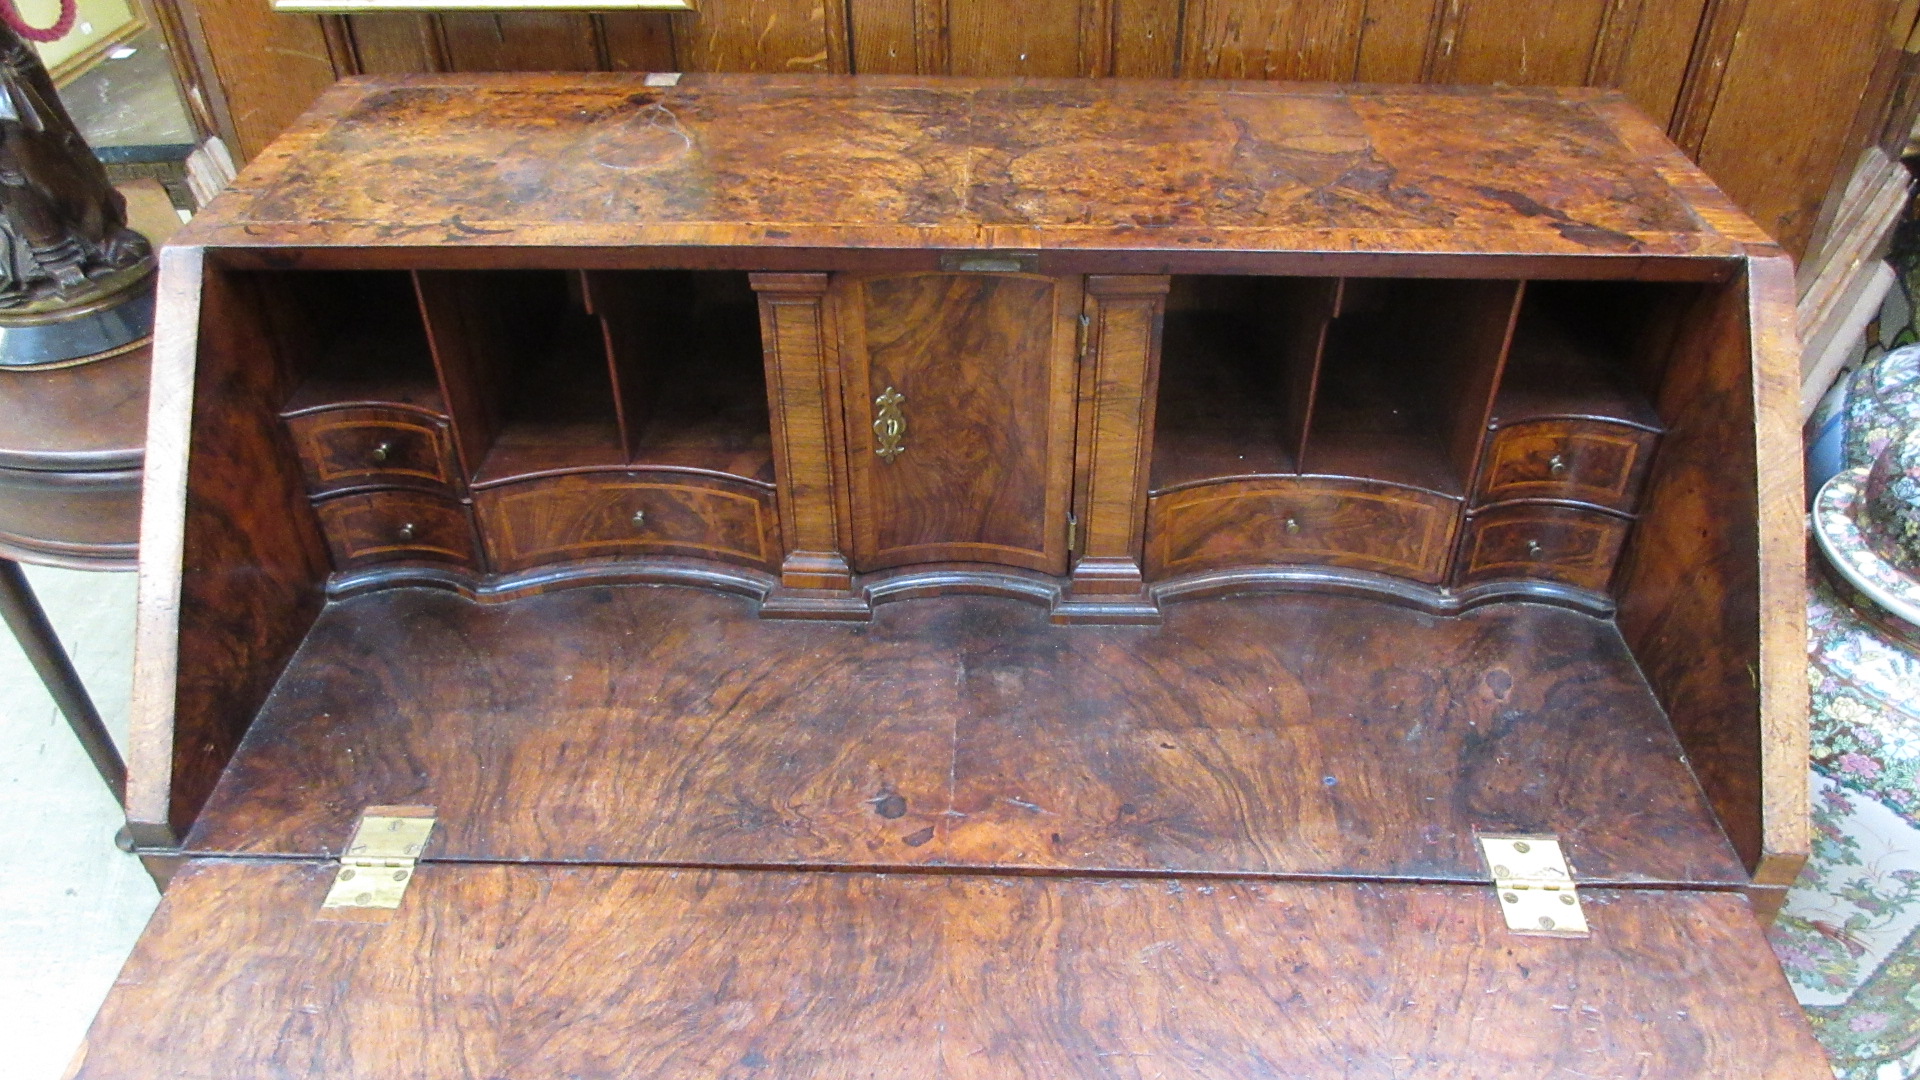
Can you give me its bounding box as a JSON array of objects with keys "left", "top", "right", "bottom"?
[
  {"left": 847, "top": 0, "right": 918, "bottom": 74},
  {"left": 346, "top": 14, "right": 443, "bottom": 74},
  {"left": 598, "top": 13, "right": 677, "bottom": 70},
  {"left": 1110, "top": 0, "right": 1180, "bottom": 77},
  {"left": 1180, "top": 0, "right": 1366, "bottom": 82},
  {"left": 1436, "top": 0, "right": 1611, "bottom": 86},
  {"left": 440, "top": 12, "right": 602, "bottom": 71},
  {"left": 673, "top": 0, "right": 842, "bottom": 72},
  {"left": 1689, "top": 0, "right": 1905, "bottom": 257},
  {"left": 947, "top": 0, "right": 1097, "bottom": 77},
  {"left": 1594, "top": 0, "right": 1711, "bottom": 128},
  {"left": 1352, "top": 0, "right": 1440, "bottom": 82},
  {"left": 180, "top": 0, "right": 338, "bottom": 160}
]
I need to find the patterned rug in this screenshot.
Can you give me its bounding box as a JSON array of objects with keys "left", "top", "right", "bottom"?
[
  {"left": 1771, "top": 202, "right": 1920, "bottom": 1079},
  {"left": 1771, "top": 574, "right": 1920, "bottom": 1080}
]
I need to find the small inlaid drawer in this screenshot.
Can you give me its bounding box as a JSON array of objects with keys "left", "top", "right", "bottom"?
[
  {"left": 312, "top": 490, "right": 478, "bottom": 569},
  {"left": 474, "top": 471, "right": 780, "bottom": 573},
  {"left": 1146, "top": 477, "right": 1460, "bottom": 584},
  {"left": 1456, "top": 503, "right": 1632, "bottom": 593},
  {"left": 1476, "top": 419, "right": 1657, "bottom": 512},
  {"left": 285, "top": 406, "right": 458, "bottom": 496}
]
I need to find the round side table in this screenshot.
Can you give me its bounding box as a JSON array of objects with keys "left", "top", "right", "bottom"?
[{"left": 0, "top": 310, "right": 149, "bottom": 805}]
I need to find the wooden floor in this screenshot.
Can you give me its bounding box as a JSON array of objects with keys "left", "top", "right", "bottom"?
[
  {"left": 73, "top": 860, "right": 1827, "bottom": 1080},
  {"left": 188, "top": 585, "right": 1744, "bottom": 885}
]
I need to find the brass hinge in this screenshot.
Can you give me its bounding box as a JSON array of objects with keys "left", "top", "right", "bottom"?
[
  {"left": 321, "top": 807, "right": 436, "bottom": 912},
  {"left": 1078, "top": 312, "right": 1092, "bottom": 364},
  {"left": 1067, "top": 511, "right": 1079, "bottom": 555},
  {"left": 1478, "top": 833, "right": 1588, "bottom": 937}
]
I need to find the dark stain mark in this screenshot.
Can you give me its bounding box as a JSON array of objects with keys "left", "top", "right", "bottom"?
[
  {"left": 1485, "top": 669, "right": 1513, "bottom": 697},
  {"left": 873, "top": 793, "right": 907, "bottom": 819},
  {"left": 441, "top": 215, "right": 517, "bottom": 238},
  {"left": 1550, "top": 220, "right": 1643, "bottom": 251},
  {"left": 1118, "top": 803, "right": 1138, "bottom": 816},
  {"left": 901, "top": 825, "right": 935, "bottom": 847},
  {"left": 1471, "top": 185, "right": 1643, "bottom": 252}
]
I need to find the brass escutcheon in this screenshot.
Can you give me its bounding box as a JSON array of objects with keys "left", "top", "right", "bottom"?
[{"left": 873, "top": 386, "right": 906, "bottom": 462}]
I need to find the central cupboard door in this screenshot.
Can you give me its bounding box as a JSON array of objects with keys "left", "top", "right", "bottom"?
[{"left": 836, "top": 272, "right": 1082, "bottom": 574}]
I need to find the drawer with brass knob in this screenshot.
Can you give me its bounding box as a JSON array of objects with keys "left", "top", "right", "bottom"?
[
  {"left": 310, "top": 489, "right": 479, "bottom": 569},
  {"left": 1475, "top": 419, "right": 1657, "bottom": 513},
  {"left": 1146, "top": 476, "right": 1460, "bottom": 584},
  {"left": 1455, "top": 502, "right": 1633, "bottom": 594},
  {"left": 472, "top": 470, "right": 779, "bottom": 573},
  {"left": 284, "top": 405, "right": 459, "bottom": 496}
]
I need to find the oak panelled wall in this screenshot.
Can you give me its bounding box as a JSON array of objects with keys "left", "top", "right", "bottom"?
[{"left": 163, "top": 0, "right": 1909, "bottom": 260}]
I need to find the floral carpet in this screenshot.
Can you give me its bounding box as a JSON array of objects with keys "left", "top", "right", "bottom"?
[
  {"left": 1769, "top": 205, "right": 1920, "bottom": 1079},
  {"left": 1771, "top": 575, "right": 1920, "bottom": 1080}
]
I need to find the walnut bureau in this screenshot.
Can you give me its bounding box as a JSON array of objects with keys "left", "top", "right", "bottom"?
[{"left": 75, "top": 75, "right": 1826, "bottom": 1078}]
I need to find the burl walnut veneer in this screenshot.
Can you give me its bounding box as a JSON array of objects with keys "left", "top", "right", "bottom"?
[{"left": 78, "top": 74, "right": 1822, "bottom": 1078}]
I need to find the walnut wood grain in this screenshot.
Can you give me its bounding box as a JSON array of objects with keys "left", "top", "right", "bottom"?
[
  {"left": 70, "top": 860, "right": 1830, "bottom": 1080},
  {"left": 1303, "top": 278, "right": 1520, "bottom": 496},
  {"left": 413, "top": 270, "right": 508, "bottom": 479},
  {"left": 312, "top": 490, "right": 478, "bottom": 569},
  {"left": 186, "top": 587, "right": 1743, "bottom": 885},
  {"left": 586, "top": 269, "right": 778, "bottom": 482},
  {"left": 0, "top": 343, "right": 147, "bottom": 472},
  {"left": 1615, "top": 257, "right": 1808, "bottom": 882},
  {"left": 472, "top": 470, "right": 779, "bottom": 572},
  {"left": 0, "top": 466, "right": 141, "bottom": 569},
  {"left": 178, "top": 76, "right": 1753, "bottom": 264},
  {"left": 1066, "top": 275, "right": 1167, "bottom": 606},
  {"left": 283, "top": 406, "right": 459, "bottom": 496},
  {"left": 1147, "top": 477, "right": 1460, "bottom": 584},
  {"left": 1456, "top": 502, "right": 1632, "bottom": 592},
  {"left": 754, "top": 272, "right": 855, "bottom": 594},
  {"left": 837, "top": 272, "right": 1079, "bottom": 574},
  {"left": 126, "top": 251, "right": 332, "bottom": 845},
  {"left": 1475, "top": 419, "right": 1657, "bottom": 512}
]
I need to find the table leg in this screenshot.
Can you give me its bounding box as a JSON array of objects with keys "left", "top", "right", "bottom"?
[{"left": 0, "top": 558, "right": 127, "bottom": 805}]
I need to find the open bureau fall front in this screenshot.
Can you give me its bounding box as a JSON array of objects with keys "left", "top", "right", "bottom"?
[{"left": 75, "top": 74, "right": 1828, "bottom": 1078}]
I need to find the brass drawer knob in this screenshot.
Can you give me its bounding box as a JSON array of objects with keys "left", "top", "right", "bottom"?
[
  {"left": 1284, "top": 516, "right": 1302, "bottom": 535},
  {"left": 631, "top": 509, "right": 647, "bottom": 529},
  {"left": 370, "top": 441, "right": 393, "bottom": 464},
  {"left": 1547, "top": 453, "right": 1567, "bottom": 476},
  {"left": 396, "top": 522, "right": 416, "bottom": 542},
  {"left": 1525, "top": 539, "right": 1543, "bottom": 558}
]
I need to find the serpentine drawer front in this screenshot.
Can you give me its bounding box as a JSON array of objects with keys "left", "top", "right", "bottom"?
[
  {"left": 284, "top": 407, "right": 458, "bottom": 497},
  {"left": 472, "top": 471, "right": 780, "bottom": 573},
  {"left": 1477, "top": 419, "right": 1658, "bottom": 512},
  {"left": 83, "top": 74, "right": 1823, "bottom": 1080}
]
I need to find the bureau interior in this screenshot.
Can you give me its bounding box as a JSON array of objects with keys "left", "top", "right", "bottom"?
[
  {"left": 155, "top": 260, "right": 1775, "bottom": 891},
  {"left": 1153, "top": 276, "right": 1682, "bottom": 497},
  {"left": 271, "top": 268, "right": 773, "bottom": 487}
]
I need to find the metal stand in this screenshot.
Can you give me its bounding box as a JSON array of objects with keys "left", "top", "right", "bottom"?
[{"left": 0, "top": 556, "right": 125, "bottom": 803}]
